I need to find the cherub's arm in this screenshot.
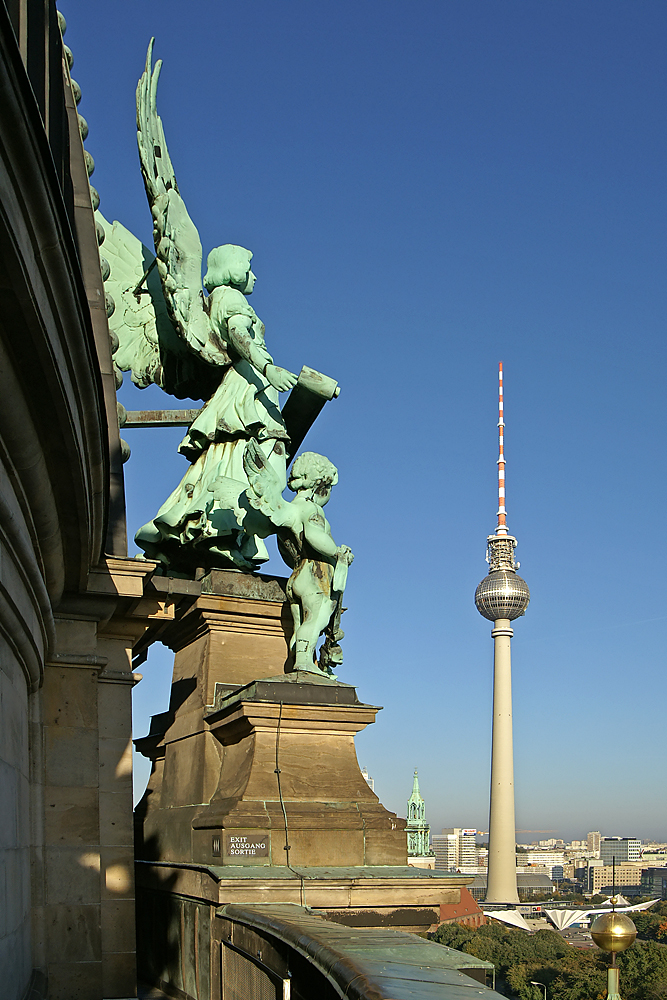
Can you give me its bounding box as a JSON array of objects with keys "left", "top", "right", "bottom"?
[{"left": 302, "top": 509, "right": 339, "bottom": 561}]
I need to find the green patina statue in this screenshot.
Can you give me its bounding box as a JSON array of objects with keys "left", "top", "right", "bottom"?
[
  {"left": 105, "top": 40, "right": 296, "bottom": 573},
  {"left": 246, "top": 442, "right": 353, "bottom": 675},
  {"left": 207, "top": 441, "right": 353, "bottom": 676},
  {"left": 98, "top": 42, "right": 352, "bottom": 673}
]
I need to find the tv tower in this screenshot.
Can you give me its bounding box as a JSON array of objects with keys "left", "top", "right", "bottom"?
[{"left": 475, "top": 363, "right": 530, "bottom": 904}]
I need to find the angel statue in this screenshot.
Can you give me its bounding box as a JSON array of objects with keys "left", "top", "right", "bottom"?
[
  {"left": 99, "top": 40, "right": 304, "bottom": 574},
  {"left": 210, "top": 441, "right": 354, "bottom": 675}
]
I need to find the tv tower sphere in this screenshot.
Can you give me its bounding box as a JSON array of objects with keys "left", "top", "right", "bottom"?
[{"left": 475, "top": 546, "right": 530, "bottom": 621}]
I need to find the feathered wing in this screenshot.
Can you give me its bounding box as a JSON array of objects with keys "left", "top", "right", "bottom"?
[
  {"left": 242, "top": 440, "right": 296, "bottom": 529},
  {"left": 98, "top": 212, "right": 222, "bottom": 400},
  {"left": 136, "top": 40, "right": 228, "bottom": 369}
]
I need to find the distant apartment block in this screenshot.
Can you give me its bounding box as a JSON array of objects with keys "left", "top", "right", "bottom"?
[
  {"left": 641, "top": 868, "right": 667, "bottom": 900},
  {"left": 432, "top": 833, "right": 458, "bottom": 870},
  {"left": 518, "top": 850, "right": 565, "bottom": 867},
  {"left": 588, "top": 864, "right": 642, "bottom": 893},
  {"left": 433, "top": 829, "right": 479, "bottom": 871},
  {"left": 588, "top": 831, "right": 601, "bottom": 856},
  {"left": 600, "top": 838, "right": 641, "bottom": 864}
]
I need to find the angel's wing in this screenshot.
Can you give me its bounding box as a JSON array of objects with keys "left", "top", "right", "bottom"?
[
  {"left": 99, "top": 212, "right": 222, "bottom": 401},
  {"left": 243, "top": 440, "right": 296, "bottom": 529},
  {"left": 136, "top": 40, "right": 225, "bottom": 367},
  {"left": 207, "top": 475, "right": 247, "bottom": 521}
]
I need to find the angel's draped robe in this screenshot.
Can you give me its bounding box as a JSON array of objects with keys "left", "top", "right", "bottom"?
[{"left": 134, "top": 285, "right": 289, "bottom": 572}]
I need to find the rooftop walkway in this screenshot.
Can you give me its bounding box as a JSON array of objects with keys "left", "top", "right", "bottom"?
[{"left": 220, "top": 902, "right": 499, "bottom": 999}]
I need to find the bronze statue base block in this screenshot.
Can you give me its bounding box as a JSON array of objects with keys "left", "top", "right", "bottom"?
[{"left": 135, "top": 574, "right": 406, "bottom": 868}]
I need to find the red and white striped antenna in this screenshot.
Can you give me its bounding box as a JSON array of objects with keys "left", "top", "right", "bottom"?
[{"left": 496, "top": 362, "right": 507, "bottom": 535}]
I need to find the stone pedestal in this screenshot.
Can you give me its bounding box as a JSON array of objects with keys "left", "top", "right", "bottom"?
[
  {"left": 34, "top": 557, "right": 195, "bottom": 1000},
  {"left": 135, "top": 571, "right": 406, "bottom": 868}
]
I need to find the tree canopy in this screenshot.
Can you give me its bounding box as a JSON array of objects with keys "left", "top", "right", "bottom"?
[{"left": 431, "top": 918, "right": 667, "bottom": 1000}]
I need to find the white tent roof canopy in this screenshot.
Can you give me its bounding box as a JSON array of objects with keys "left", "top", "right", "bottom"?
[{"left": 545, "top": 898, "right": 659, "bottom": 931}]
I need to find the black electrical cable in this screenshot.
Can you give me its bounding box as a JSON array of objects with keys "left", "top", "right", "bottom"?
[{"left": 275, "top": 701, "right": 306, "bottom": 905}]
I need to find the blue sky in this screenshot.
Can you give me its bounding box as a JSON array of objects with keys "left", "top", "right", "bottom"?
[{"left": 64, "top": 1, "right": 666, "bottom": 841}]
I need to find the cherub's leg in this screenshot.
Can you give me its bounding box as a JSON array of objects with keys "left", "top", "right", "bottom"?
[
  {"left": 294, "top": 594, "right": 335, "bottom": 671},
  {"left": 289, "top": 601, "right": 301, "bottom": 655}
]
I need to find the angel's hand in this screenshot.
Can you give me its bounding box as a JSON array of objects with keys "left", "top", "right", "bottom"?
[
  {"left": 265, "top": 365, "right": 297, "bottom": 392},
  {"left": 337, "top": 545, "right": 354, "bottom": 566}
]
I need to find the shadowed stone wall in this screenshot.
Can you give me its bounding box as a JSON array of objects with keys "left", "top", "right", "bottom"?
[
  {"left": 0, "top": 635, "right": 32, "bottom": 993},
  {"left": 0, "top": 3, "right": 154, "bottom": 997}
]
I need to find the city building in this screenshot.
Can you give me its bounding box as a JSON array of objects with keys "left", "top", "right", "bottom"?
[
  {"left": 641, "top": 868, "right": 667, "bottom": 900},
  {"left": 361, "top": 766, "right": 374, "bottom": 791},
  {"left": 474, "top": 363, "right": 530, "bottom": 904},
  {"left": 588, "top": 831, "right": 602, "bottom": 856},
  {"left": 600, "top": 838, "right": 641, "bottom": 864},
  {"left": 432, "top": 829, "right": 480, "bottom": 872},
  {"left": 588, "top": 865, "right": 643, "bottom": 893},
  {"left": 518, "top": 850, "right": 566, "bottom": 867},
  {"left": 457, "top": 829, "right": 479, "bottom": 870},
  {"left": 640, "top": 849, "right": 667, "bottom": 865},
  {"left": 433, "top": 832, "right": 460, "bottom": 870}
]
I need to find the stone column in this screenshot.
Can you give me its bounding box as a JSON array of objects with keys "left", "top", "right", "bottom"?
[
  {"left": 37, "top": 621, "right": 143, "bottom": 999},
  {"left": 40, "top": 618, "right": 107, "bottom": 1000},
  {"left": 96, "top": 629, "right": 142, "bottom": 1000},
  {"left": 33, "top": 557, "right": 185, "bottom": 999},
  {"left": 485, "top": 618, "right": 519, "bottom": 905}
]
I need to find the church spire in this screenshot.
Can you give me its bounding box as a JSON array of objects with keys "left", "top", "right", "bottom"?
[{"left": 406, "top": 769, "right": 430, "bottom": 857}]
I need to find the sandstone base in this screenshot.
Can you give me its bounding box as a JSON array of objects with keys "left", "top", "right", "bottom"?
[{"left": 135, "top": 571, "right": 406, "bottom": 868}]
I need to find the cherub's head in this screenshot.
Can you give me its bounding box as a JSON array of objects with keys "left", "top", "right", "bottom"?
[
  {"left": 288, "top": 452, "right": 338, "bottom": 506},
  {"left": 204, "top": 245, "right": 255, "bottom": 294}
]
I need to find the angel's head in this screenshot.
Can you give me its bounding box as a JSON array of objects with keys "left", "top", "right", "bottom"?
[
  {"left": 288, "top": 452, "right": 338, "bottom": 506},
  {"left": 204, "top": 245, "right": 255, "bottom": 294}
]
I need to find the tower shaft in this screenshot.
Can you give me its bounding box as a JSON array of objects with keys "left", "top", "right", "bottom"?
[{"left": 486, "top": 618, "right": 519, "bottom": 903}]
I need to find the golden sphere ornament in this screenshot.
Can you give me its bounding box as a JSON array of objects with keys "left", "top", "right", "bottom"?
[{"left": 590, "top": 912, "right": 637, "bottom": 953}]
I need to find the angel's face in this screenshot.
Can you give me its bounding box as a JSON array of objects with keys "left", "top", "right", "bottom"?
[{"left": 243, "top": 270, "right": 257, "bottom": 294}]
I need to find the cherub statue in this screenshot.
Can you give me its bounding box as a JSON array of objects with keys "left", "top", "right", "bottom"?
[
  {"left": 98, "top": 41, "right": 301, "bottom": 574},
  {"left": 211, "top": 441, "right": 354, "bottom": 675}
]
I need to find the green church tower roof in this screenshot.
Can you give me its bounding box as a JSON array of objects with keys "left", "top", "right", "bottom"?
[{"left": 406, "top": 769, "right": 431, "bottom": 857}]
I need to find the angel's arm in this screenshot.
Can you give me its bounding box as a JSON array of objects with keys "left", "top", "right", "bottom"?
[
  {"left": 211, "top": 284, "right": 297, "bottom": 392},
  {"left": 226, "top": 313, "right": 273, "bottom": 372},
  {"left": 222, "top": 314, "right": 296, "bottom": 391}
]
